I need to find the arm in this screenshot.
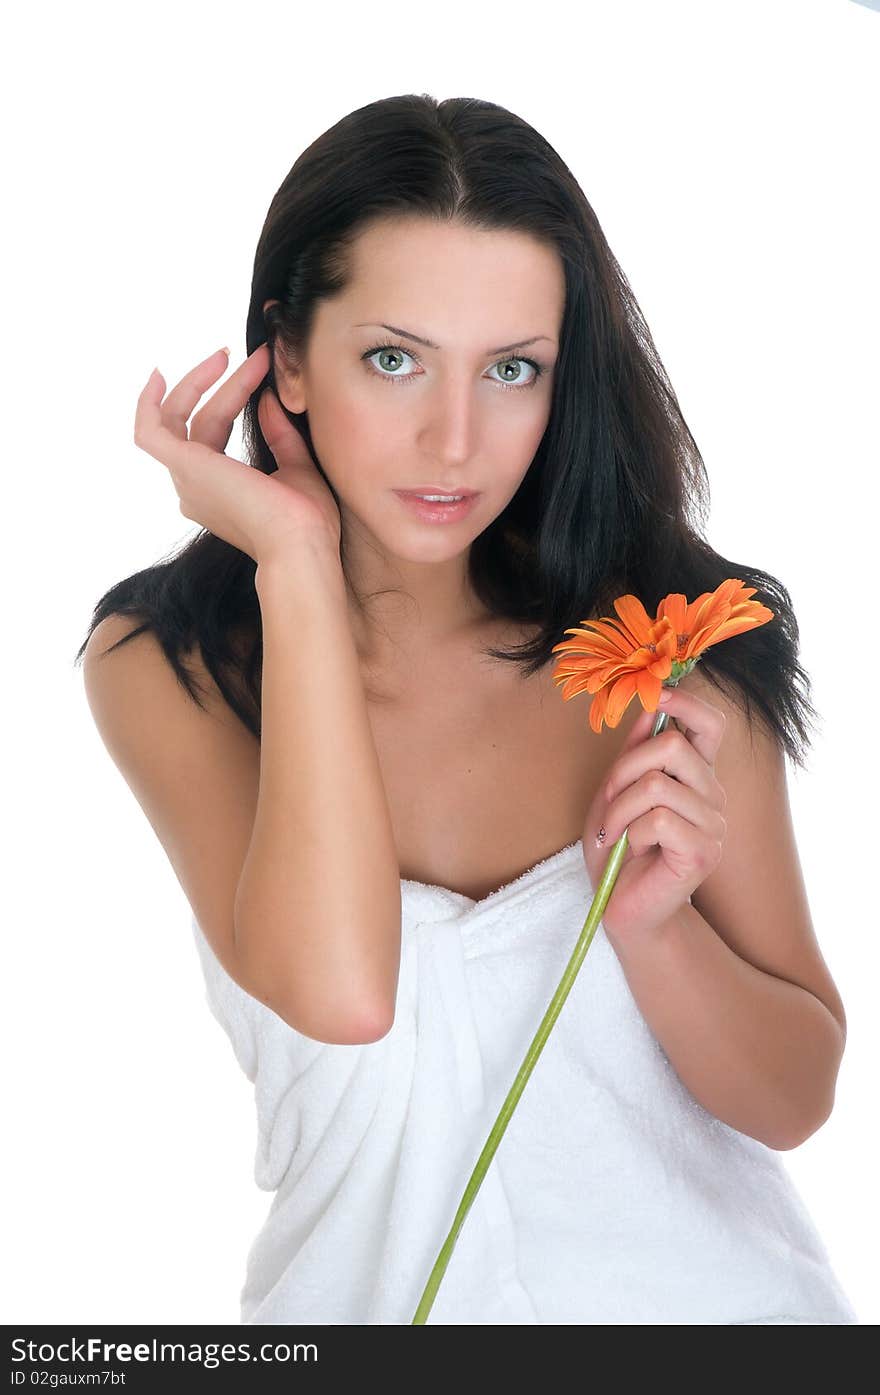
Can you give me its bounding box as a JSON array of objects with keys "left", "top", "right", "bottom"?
[
  {"left": 607, "top": 902, "right": 846, "bottom": 1151},
  {"left": 602, "top": 669, "right": 847, "bottom": 1151},
  {"left": 233, "top": 543, "right": 402, "bottom": 1041}
]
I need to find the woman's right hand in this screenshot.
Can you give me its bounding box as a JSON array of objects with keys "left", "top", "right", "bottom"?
[{"left": 133, "top": 342, "right": 342, "bottom": 564}]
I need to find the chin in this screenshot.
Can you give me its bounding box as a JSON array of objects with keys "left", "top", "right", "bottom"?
[{"left": 386, "top": 531, "right": 477, "bottom": 563}]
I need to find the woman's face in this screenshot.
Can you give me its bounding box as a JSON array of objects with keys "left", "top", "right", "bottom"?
[{"left": 269, "top": 215, "right": 565, "bottom": 564}]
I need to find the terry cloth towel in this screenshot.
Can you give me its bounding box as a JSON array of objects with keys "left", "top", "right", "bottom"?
[{"left": 190, "top": 839, "right": 859, "bottom": 1325}]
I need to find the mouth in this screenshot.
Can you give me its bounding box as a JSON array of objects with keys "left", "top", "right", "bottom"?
[{"left": 393, "top": 489, "right": 481, "bottom": 524}]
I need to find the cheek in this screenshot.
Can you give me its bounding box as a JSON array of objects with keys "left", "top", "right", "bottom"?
[
  {"left": 305, "top": 386, "right": 396, "bottom": 486},
  {"left": 494, "top": 402, "right": 549, "bottom": 474}
]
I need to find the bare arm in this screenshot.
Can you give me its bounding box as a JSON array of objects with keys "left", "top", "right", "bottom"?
[
  {"left": 91, "top": 351, "right": 401, "bottom": 1045},
  {"left": 633, "top": 677, "right": 846, "bottom": 1151},
  {"left": 233, "top": 543, "right": 402, "bottom": 1042},
  {"left": 609, "top": 901, "right": 845, "bottom": 1151}
]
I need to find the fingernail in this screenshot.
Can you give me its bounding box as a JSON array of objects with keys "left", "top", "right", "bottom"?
[
  {"left": 659, "top": 690, "right": 672, "bottom": 703},
  {"left": 218, "top": 346, "right": 230, "bottom": 357}
]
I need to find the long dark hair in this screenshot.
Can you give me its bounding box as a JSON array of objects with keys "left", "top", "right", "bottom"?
[{"left": 74, "top": 92, "right": 818, "bottom": 769}]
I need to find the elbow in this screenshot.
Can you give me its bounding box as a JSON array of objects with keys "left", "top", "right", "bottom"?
[
  {"left": 771, "top": 1017, "right": 847, "bottom": 1152},
  {"left": 277, "top": 1001, "right": 395, "bottom": 1044},
  {"left": 235, "top": 956, "right": 396, "bottom": 1043},
  {"left": 290, "top": 965, "right": 398, "bottom": 1043},
  {"left": 352, "top": 1004, "right": 396, "bottom": 1042},
  {"left": 771, "top": 1114, "right": 828, "bottom": 1153},
  {"left": 344, "top": 995, "right": 397, "bottom": 1042},
  {"left": 278, "top": 974, "right": 396, "bottom": 1042},
  {"left": 253, "top": 975, "right": 395, "bottom": 1042},
  {"left": 233, "top": 911, "right": 400, "bottom": 1044},
  {"left": 768, "top": 1086, "right": 839, "bottom": 1153}
]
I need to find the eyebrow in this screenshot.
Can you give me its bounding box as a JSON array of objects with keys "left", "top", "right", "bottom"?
[{"left": 352, "top": 322, "right": 556, "bottom": 356}]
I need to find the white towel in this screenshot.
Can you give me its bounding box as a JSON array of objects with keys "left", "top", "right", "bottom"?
[{"left": 190, "top": 839, "right": 859, "bottom": 1325}]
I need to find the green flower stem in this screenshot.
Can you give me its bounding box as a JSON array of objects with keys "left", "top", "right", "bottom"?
[{"left": 411, "top": 705, "right": 671, "bottom": 1324}]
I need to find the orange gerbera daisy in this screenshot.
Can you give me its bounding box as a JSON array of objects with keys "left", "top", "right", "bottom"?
[{"left": 551, "top": 577, "right": 775, "bottom": 733}]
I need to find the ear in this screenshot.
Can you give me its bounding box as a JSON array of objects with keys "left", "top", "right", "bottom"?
[
  {"left": 263, "top": 298, "right": 308, "bottom": 414},
  {"left": 272, "top": 358, "right": 307, "bottom": 415}
]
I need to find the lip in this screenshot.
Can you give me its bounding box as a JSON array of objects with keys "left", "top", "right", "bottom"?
[
  {"left": 393, "top": 489, "right": 481, "bottom": 525},
  {"left": 396, "top": 486, "right": 479, "bottom": 498}
]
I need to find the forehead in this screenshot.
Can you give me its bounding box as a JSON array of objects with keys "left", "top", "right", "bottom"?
[{"left": 327, "top": 215, "right": 565, "bottom": 335}]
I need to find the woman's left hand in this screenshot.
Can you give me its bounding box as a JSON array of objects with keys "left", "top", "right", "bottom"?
[{"left": 581, "top": 684, "right": 728, "bottom": 945}]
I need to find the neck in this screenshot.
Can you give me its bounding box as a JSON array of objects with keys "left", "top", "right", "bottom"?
[{"left": 340, "top": 521, "right": 493, "bottom": 669}]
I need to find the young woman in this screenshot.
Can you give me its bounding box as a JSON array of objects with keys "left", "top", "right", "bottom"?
[{"left": 76, "top": 93, "right": 858, "bottom": 1325}]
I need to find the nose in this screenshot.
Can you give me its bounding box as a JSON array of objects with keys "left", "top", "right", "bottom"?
[{"left": 415, "top": 370, "right": 480, "bottom": 469}]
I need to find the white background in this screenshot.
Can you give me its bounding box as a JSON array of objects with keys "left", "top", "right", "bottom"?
[{"left": 3, "top": 0, "right": 877, "bottom": 1326}]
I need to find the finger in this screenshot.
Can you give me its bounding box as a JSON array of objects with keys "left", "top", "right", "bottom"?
[
  {"left": 625, "top": 806, "right": 724, "bottom": 882},
  {"left": 655, "top": 682, "right": 725, "bottom": 763},
  {"left": 134, "top": 367, "right": 230, "bottom": 477},
  {"left": 604, "top": 771, "right": 726, "bottom": 850},
  {"left": 616, "top": 699, "right": 662, "bottom": 754},
  {"left": 159, "top": 345, "right": 238, "bottom": 440},
  {"left": 188, "top": 343, "right": 274, "bottom": 453},
  {"left": 595, "top": 700, "right": 670, "bottom": 796},
  {"left": 606, "top": 726, "right": 721, "bottom": 807},
  {"left": 133, "top": 367, "right": 193, "bottom": 469},
  {"left": 159, "top": 346, "right": 231, "bottom": 432},
  {"left": 610, "top": 697, "right": 679, "bottom": 771},
  {"left": 589, "top": 701, "right": 670, "bottom": 855}
]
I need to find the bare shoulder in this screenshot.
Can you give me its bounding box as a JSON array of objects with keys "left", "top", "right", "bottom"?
[
  {"left": 82, "top": 612, "right": 263, "bottom": 997},
  {"left": 83, "top": 613, "right": 256, "bottom": 725}
]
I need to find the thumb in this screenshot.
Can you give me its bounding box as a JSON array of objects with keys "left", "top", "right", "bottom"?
[{"left": 258, "top": 387, "right": 316, "bottom": 472}]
